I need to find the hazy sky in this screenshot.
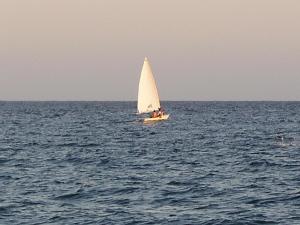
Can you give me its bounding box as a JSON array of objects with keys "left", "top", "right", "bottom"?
[{"left": 0, "top": 0, "right": 299, "bottom": 100}]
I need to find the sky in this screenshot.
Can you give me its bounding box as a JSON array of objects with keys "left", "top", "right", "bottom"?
[{"left": 0, "top": 0, "right": 299, "bottom": 101}]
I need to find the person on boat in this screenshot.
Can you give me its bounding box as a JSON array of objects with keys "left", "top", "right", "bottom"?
[
  {"left": 151, "top": 110, "right": 158, "bottom": 118},
  {"left": 157, "top": 108, "right": 162, "bottom": 117},
  {"left": 158, "top": 107, "right": 165, "bottom": 116}
]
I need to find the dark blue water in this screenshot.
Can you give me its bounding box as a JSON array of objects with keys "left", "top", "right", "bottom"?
[{"left": 0, "top": 101, "right": 299, "bottom": 225}]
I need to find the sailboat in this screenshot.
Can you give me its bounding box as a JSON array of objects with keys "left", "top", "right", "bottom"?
[{"left": 137, "top": 57, "right": 169, "bottom": 122}]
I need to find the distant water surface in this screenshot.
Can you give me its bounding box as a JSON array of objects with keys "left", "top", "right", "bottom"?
[{"left": 0, "top": 101, "right": 299, "bottom": 225}]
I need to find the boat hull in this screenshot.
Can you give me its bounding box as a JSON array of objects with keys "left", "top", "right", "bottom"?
[{"left": 144, "top": 114, "right": 169, "bottom": 122}]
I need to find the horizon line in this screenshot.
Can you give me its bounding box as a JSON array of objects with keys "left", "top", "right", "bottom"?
[{"left": 0, "top": 99, "right": 299, "bottom": 102}]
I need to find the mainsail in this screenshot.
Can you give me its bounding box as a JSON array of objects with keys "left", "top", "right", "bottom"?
[{"left": 137, "top": 57, "right": 161, "bottom": 113}]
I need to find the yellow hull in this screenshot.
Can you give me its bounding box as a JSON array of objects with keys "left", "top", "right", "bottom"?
[{"left": 144, "top": 114, "right": 169, "bottom": 122}]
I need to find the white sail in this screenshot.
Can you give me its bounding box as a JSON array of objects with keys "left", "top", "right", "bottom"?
[{"left": 137, "top": 57, "right": 161, "bottom": 114}]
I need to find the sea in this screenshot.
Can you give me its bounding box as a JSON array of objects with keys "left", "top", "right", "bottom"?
[{"left": 0, "top": 101, "right": 299, "bottom": 225}]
